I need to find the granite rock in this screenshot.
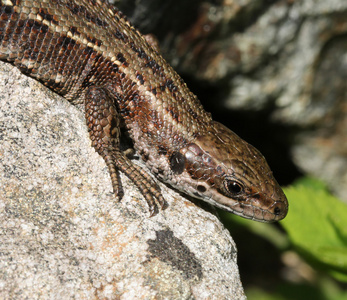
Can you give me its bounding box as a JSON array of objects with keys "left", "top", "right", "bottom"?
[{"left": 0, "top": 61, "right": 246, "bottom": 300}]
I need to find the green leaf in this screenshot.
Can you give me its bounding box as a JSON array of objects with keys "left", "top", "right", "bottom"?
[{"left": 282, "top": 177, "right": 347, "bottom": 281}]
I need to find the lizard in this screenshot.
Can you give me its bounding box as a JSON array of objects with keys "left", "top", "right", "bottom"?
[{"left": 0, "top": 0, "right": 288, "bottom": 222}]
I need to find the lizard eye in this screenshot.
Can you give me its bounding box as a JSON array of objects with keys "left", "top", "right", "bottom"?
[{"left": 224, "top": 180, "right": 243, "bottom": 196}]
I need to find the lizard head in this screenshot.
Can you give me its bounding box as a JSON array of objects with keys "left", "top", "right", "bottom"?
[{"left": 170, "top": 121, "right": 288, "bottom": 222}]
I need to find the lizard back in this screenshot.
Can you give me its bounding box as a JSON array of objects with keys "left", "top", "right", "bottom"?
[{"left": 0, "top": 0, "right": 211, "bottom": 149}]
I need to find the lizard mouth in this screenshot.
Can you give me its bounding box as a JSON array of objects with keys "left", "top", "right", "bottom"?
[
  {"left": 217, "top": 197, "right": 288, "bottom": 223},
  {"left": 231, "top": 187, "right": 289, "bottom": 222},
  {"left": 191, "top": 181, "right": 289, "bottom": 223}
]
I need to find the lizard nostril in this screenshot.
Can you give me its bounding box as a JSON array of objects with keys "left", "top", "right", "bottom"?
[
  {"left": 274, "top": 206, "right": 281, "bottom": 215},
  {"left": 272, "top": 200, "right": 288, "bottom": 220}
]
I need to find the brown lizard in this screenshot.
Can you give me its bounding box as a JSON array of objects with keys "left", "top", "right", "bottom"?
[{"left": 0, "top": 0, "right": 288, "bottom": 222}]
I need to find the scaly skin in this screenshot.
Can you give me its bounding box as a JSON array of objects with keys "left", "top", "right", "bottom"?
[{"left": 0, "top": 0, "right": 288, "bottom": 221}]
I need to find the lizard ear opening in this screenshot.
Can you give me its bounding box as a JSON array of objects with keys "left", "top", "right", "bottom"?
[
  {"left": 169, "top": 152, "right": 186, "bottom": 175},
  {"left": 197, "top": 185, "right": 207, "bottom": 193}
]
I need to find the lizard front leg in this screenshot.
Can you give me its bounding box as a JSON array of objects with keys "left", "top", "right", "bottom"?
[{"left": 84, "top": 86, "right": 166, "bottom": 216}]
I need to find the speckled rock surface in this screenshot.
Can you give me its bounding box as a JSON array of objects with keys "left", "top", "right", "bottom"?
[{"left": 0, "top": 61, "right": 246, "bottom": 300}]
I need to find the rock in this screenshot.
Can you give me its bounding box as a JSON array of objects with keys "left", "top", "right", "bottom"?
[{"left": 0, "top": 61, "right": 246, "bottom": 299}]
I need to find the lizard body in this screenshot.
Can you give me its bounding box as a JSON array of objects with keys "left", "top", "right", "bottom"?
[{"left": 0, "top": 0, "right": 288, "bottom": 221}]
